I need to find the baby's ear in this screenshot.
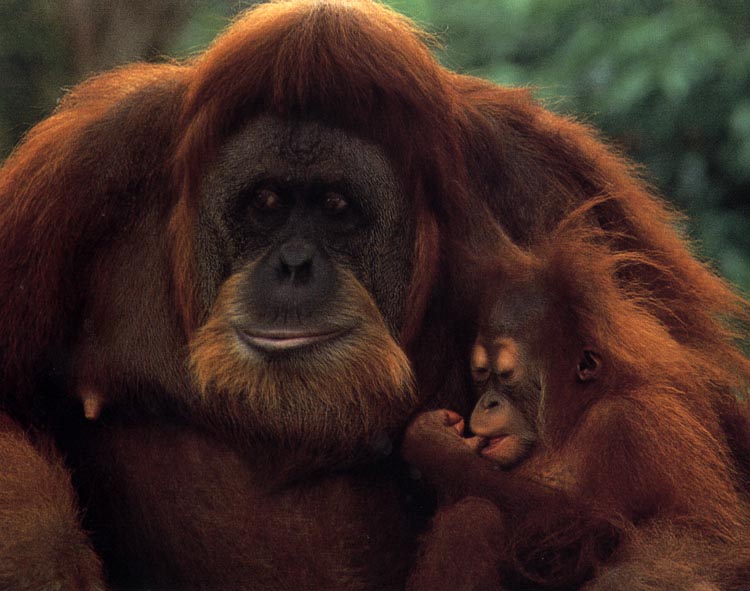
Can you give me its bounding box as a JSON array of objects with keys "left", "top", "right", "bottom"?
[{"left": 576, "top": 350, "right": 601, "bottom": 382}]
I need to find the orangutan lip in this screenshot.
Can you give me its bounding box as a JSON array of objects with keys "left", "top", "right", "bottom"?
[
  {"left": 238, "top": 327, "right": 349, "bottom": 352},
  {"left": 480, "top": 435, "right": 508, "bottom": 455}
]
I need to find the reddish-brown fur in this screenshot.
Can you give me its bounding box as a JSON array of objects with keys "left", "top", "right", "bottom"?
[
  {"left": 0, "top": 1, "right": 747, "bottom": 588},
  {"left": 418, "top": 79, "right": 750, "bottom": 412},
  {"left": 404, "top": 214, "right": 750, "bottom": 590},
  {"left": 0, "top": 414, "right": 104, "bottom": 591}
]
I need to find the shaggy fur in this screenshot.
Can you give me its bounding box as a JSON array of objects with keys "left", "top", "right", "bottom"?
[
  {"left": 404, "top": 210, "right": 750, "bottom": 590},
  {"left": 0, "top": 1, "right": 747, "bottom": 588}
]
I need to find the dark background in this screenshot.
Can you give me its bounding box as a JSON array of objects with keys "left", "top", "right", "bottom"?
[{"left": 1, "top": 0, "right": 747, "bottom": 292}]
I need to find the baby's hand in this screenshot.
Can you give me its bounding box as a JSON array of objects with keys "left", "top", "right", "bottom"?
[
  {"left": 462, "top": 435, "right": 484, "bottom": 453},
  {"left": 426, "top": 410, "right": 484, "bottom": 452},
  {"left": 443, "top": 409, "right": 465, "bottom": 436},
  {"left": 402, "top": 409, "right": 470, "bottom": 470}
]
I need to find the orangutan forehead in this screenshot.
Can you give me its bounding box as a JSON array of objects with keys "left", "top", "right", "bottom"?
[
  {"left": 484, "top": 283, "right": 549, "bottom": 337},
  {"left": 213, "top": 114, "right": 400, "bottom": 191}
]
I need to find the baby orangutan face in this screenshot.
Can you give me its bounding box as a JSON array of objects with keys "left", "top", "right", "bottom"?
[
  {"left": 465, "top": 284, "right": 602, "bottom": 469},
  {"left": 468, "top": 336, "right": 539, "bottom": 468}
]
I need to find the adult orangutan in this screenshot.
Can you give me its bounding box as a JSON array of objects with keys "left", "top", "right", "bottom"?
[
  {"left": 0, "top": 1, "right": 747, "bottom": 589},
  {"left": 403, "top": 215, "right": 750, "bottom": 590}
]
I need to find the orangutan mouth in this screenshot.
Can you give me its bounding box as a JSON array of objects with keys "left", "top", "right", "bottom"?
[
  {"left": 480, "top": 435, "right": 509, "bottom": 455},
  {"left": 238, "top": 327, "right": 351, "bottom": 353}
]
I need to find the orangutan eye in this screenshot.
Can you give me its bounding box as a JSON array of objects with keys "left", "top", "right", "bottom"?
[
  {"left": 472, "top": 366, "right": 491, "bottom": 383},
  {"left": 253, "top": 189, "right": 283, "bottom": 212},
  {"left": 322, "top": 192, "right": 349, "bottom": 215}
]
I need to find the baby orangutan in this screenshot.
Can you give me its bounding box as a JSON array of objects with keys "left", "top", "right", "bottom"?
[
  {"left": 435, "top": 335, "right": 546, "bottom": 472},
  {"left": 467, "top": 315, "right": 600, "bottom": 467},
  {"left": 465, "top": 328, "right": 559, "bottom": 468},
  {"left": 402, "top": 233, "right": 750, "bottom": 591}
]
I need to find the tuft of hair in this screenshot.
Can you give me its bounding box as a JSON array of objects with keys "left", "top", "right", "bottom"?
[{"left": 541, "top": 200, "right": 749, "bottom": 399}]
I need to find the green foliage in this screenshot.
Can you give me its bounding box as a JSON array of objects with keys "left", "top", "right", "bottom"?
[
  {"left": 169, "top": 1, "right": 239, "bottom": 58},
  {"left": 0, "top": 1, "right": 71, "bottom": 156}
]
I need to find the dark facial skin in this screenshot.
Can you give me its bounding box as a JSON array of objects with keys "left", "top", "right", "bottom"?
[
  {"left": 468, "top": 334, "right": 539, "bottom": 468},
  {"left": 197, "top": 114, "right": 415, "bottom": 341},
  {"left": 184, "top": 115, "right": 418, "bottom": 464},
  {"left": 466, "top": 285, "right": 600, "bottom": 468},
  {"left": 461, "top": 283, "right": 548, "bottom": 467}
]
